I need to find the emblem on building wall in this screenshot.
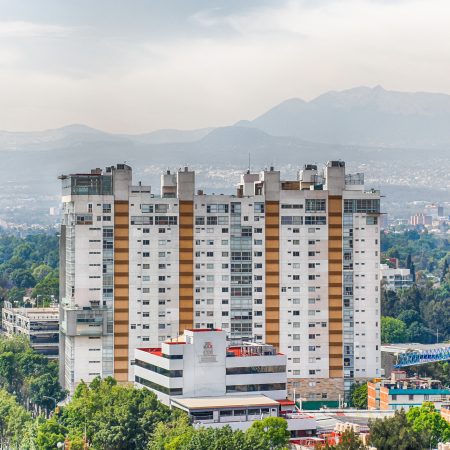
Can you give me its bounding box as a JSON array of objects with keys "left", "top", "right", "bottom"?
[{"left": 199, "top": 341, "right": 217, "bottom": 363}]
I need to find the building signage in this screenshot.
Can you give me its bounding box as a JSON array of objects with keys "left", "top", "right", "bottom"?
[{"left": 199, "top": 341, "right": 217, "bottom": 363}]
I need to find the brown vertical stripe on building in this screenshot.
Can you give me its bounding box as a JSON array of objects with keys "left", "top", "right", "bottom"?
[
  {"left": 114, "top": 201, "right": 129, "bottom": 382},
  {"left": 179, "top": 200, "right": 194, "bottom": 333},
  {"left": 265, "top": 201, "right": 280, "bottom": 349},
  {"left": 328, "top": 195, "right": 343, "bottom": 378}
]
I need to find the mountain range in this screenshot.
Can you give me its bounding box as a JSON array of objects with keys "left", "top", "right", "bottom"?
[
  {"left": 3, "top": 85, "right": 450, "bottom": 151},
  {"left": 1, "top": 85, "right": 449, "bottom": 223}
]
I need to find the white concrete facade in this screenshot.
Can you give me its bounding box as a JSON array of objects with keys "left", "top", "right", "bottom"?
[
  {"left": 380, "top": 264, "right": 413, "bottom": 291},
  {"left": 59, "top": 161, "right": 381, "bottom": 399},
  {"left": 134, "top": 329, "right": 287, "bottom": 405}
]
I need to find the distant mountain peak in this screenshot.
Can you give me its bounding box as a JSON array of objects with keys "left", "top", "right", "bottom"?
[{"left": 240, "top": 86, "right": 450, "bottom": 147}]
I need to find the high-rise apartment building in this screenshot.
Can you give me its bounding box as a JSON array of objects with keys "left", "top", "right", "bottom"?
[{"left": 59, "top": 161, "right": 381, "bottom": 399}]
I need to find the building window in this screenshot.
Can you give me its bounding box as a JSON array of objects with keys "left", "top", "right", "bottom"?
[
  {"left": 305, "top": 199, "right": 326, "bottom": 213},
  {"left": 226, "top": 383, "right": 286, "bottom": 393}
]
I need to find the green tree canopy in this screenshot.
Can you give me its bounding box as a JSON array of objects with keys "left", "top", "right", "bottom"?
[
  {"left": 369, "top": 410, "right": 429, "bottom": 450},
  {"left": 349, "top": 383, "right": 368, "bottom": 409},
  {"left": 406, "top": 402, "right": 450, "bottom": 447},
  {"left": 245, "top": 416, "right": 290, "bottom": 450},
  {"left": 381, "top": 316, "right": 408, "bottom": 343}
]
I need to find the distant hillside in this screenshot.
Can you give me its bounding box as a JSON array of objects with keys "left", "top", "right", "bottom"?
[
  {"left": 242, "top": 86, "right": 450, "bottom": 148},
  {"left": 0, "top": 85, "right": 449, "bottom": 224}
]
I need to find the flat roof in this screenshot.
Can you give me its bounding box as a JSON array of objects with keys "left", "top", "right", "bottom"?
[
  {"left": 171, "top": 395, "right": 279, "bottom": 410},
  {"left": 388, "top": 389, "right": 450, "bottom": 395},
  {"left": 137, "top": 348, "right": 162, "bottom": 357}
]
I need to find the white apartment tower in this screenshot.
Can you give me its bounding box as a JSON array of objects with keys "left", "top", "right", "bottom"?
[{"left": 59, "top": 162, "right": 381, "bottom": 400}]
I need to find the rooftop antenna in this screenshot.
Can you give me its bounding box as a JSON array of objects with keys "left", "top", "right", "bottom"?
[{"left": 248, "top": 152, "right": 251, "bottom": 173}]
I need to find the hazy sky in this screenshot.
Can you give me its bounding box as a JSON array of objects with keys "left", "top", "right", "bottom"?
[{"left": 0, "top": 0, "right": 449, "bottom": 133}]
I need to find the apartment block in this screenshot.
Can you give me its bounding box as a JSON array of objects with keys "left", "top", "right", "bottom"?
[
  {"left": 59, "top": 161, "right": 381, "bottom": 398},
  {"left": 380, "top": 263, "right": 413, "bottom": 291},
  {"left": 2, "top": 305, "right": 59, "bottom": 358}
]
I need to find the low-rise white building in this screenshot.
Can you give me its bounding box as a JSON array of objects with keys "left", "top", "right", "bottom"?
[
  {"left": 2, "top": 306, "right": 59, "bottom": 358},
  {"left": 134, "top": 328, "right": 287, "bottom": 405},
  {"left": 171, "top": 395, "right": 317, "bottom": 437},
  {"left": 380, "top": 264, "right": 413, "bottom": 291}
]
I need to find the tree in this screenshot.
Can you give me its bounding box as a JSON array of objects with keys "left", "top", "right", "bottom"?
[
  {"left": 0, "top": 352, "right": 16, "bottom": 390},
  {"left": 148, "top": 415, "right": 194, "bottom": 450},
  {"left": 407, "top": 402, "right": 450, "bottom": 447},
  {"left": 406, "top": 321, "right": 434, "bottom": 343},
  {"left": 245, "top": 417, "right": 290, "bottom": 449},
  {"left": 62, "top": 377, "right": 174, "bottom": 450},
  {"left": 0, "top": 390, "right": 32, "bottom": 450},
  {"left": 30, "top": 271, "right": 58, "bottom": 300},
  {"left": 349, "top": 383, "right": 368, "bottom": 409},
  {"left": 442, "top": 259, "right": 449, "bottom": 282},
  {"left": 397, "top": 309, "right": 421, "bottom": 326},
  {"left": 381, "top": 317, "right": 408, "bottom": 343},
  {"left": 369, "top": 410, "right": 429, "bottom": 450},
  {"left": 406, "top": 253, "right": 412, "bottom": 270},
  {"left": 184, "top": 426, "right": 249, "bottom": 450},
  {"left": 410, "top": 262, "right": 416, "bottom": 282},
  {"left": 35, "top": 416, "right": 68, "bottom": 450},
  {"left": 10, "top": 269, "right": 36, "bottom": 288},
  {"left": 28, "top": 372, "right": 66, "bottom": 414},
  {"left": 0, "top": 336, "right": 66, "bottom": 413},
  {"left": 5, "top": 286, "right": 27, "bottom": 303},
  {"left": 32, "top": 264, "right": 53, "bottom": 282}
]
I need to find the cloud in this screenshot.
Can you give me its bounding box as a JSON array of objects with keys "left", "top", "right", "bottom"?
[
  {"left": 0, "top": 21, "right": 70, "bottom": 38},
  {"left": 0, "top": 0, "right": 450, "bottom": 132}
]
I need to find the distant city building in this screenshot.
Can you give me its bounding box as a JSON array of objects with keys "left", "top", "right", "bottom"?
[
  {"left": 368, "top": 370, "right": 450, "bottom": 411},
  {"left": 379, "top": 264, "right": 413, "bottom": 291},
  {"left": 58, "top": 161, "right": 381, "bottom": 401},
  {"left": 409, "top": 213, "right": 432, "bottom": 226},
  {"left": 2, "top": 305, "right": 59, "bottom": 359},
  {"left": 424, "top": 203, "right": 444, "bottom": 219},
  {"left": 134, "top": 328, "right": 287, "bottom": 405}
]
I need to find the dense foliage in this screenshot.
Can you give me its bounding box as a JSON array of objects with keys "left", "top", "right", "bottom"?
[
  {"left": 348, "top": 383, "right": 368, "bottom": 409},
  {"left": 0, "top": 233, "right": 59, "bottom": 306},
  {"left": 406, "top": 402, "right": 450, "bottom": 447},
  {"left": 367, "top": 403, "right": 450, "bottom": 449},
  {"left": 0, "top": 389, "right": 33, "bottom": 449},
  {"left": 0, "top": 336, "right": 66, "bottom": 414},
  {"left": 150, "top": 415, "right": 290, "bottom": 450},
  {"left": 381, "top": 231, "right": 450, "bottom": 343},
  {"left": 381, "top": 230, "right": 450, "bottom": 277},
  {"left": 0, "top": 376, "right": 289, "bottom": 450}
]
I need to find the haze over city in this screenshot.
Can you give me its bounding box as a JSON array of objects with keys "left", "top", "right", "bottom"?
[{"left": 1, "top": 0, "right": 450, "bottom": 133}]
